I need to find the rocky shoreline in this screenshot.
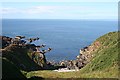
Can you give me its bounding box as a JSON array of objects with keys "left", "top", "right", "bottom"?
[
  {"left": 1, "top": 36, "right": 54, "bottom": 70},
  {"left": 1, "top": 35, "right": 101, "bottom": 71},
  {"left": 51, "top": 40, "right": 101, "bottom": 71},
  {"left": 1, "top": 31, "right": 118, "bottom": 79}
]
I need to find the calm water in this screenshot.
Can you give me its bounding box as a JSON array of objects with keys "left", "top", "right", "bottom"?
[{"left": 2, "top": 19, "right": 117, "bottom": 61}]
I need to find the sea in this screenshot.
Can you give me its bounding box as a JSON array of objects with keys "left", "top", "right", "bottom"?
[{"left": 2, "top": 19, "right": 118, "bottom": 62}]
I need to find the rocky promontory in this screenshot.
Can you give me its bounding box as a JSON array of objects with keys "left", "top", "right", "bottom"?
[{"left": 1, "top": 36, "right": 53, "bottom": 79}]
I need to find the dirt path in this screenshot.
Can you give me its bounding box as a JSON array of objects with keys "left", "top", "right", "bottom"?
[{"left": 53, "top": 68, "right": 79, "bottom": 72}]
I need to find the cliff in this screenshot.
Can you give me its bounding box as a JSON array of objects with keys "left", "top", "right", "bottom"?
[
  {"left": 79, "top": 31, "right": 119, "bottom": 77},
  {"left": 51, "top": 31, "right": 119, "bottom": 73},
  {"left": 75, "top": 41, "right": 101, "bottom": 69},
  {"left": 1, "top": 31, "right": 119, "bottom": 79},
  {"left": 1, "top": 36, "right": 52, "bottom": 79},
  {"left": 26, "top": 31, "right": 119, "bottom": 78}
]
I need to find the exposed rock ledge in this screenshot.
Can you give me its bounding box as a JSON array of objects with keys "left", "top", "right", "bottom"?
[
  {"left": 1, "top": 35, "right": 101, "bottom": 71},
  {"left": 57, "top": 41, "right": 101, "bottom": 70}
]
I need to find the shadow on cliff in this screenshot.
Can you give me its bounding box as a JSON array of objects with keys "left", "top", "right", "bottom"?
[{"left": 2, "top": 45, "right": 42, "bottom": 72}]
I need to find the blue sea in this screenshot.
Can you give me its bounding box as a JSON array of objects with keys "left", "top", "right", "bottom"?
[{"left": 2, "top": 19, "right": 118, "bottom": 62}]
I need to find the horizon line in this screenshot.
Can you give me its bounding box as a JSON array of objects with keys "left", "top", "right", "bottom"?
[{"left": 1, "top": 18, "right": 118, "bottom": 21}]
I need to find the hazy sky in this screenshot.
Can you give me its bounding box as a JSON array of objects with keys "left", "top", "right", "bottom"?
[{"left": 1, "top": 0, "right": 119, "bottom": 19}]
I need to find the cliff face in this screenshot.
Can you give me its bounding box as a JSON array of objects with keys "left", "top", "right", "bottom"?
[
  {"left": 2, "top": 44, "right": 42, "bottom": 71},
  {"left": 1, "top": 36, "right": 52, "bottom": 79},
  {"left": 1, "top": 31, "right": 119, "bottom": 79},
  {"left": 58, "top": 40, "right": 102, "bottom": 70},
  {"left": 72, "top": 31, "right": 119, "bottom": 73},
  {"left": 0, "top": 36, "right": 12, "bottom": 49},
  {"left": 80, "top": 31, "right": 119, "bottom": 75},
  {"left": 75, "top": 41, "right": 101, "bottom": 69},
  {"left": 25, "top": 31, "right": 119, "bottom": 78},
  {"left": 57, "top": 32, "right": 118, "bottom": 70}
]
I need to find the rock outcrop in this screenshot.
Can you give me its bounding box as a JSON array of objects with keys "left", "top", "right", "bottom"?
[
  {"left": 57, "top": 41, "right": 101, "bottom": 70},
  {"left": 75, "top": 41, "right": 101, "bottom": 69},
  {"left": 1, "top": 35, "right": 53, "bottom": 79}
]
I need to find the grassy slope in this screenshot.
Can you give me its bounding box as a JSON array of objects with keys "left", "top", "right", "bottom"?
[
  {"left": 80, "top": 31, "right": 119, "bottom": 78},
  {"left": 2, "top": 45, "right": 41, "bottom": 71},
  {"left": 2, "top": 58, "right": 27, "bottom": 79},
  {"left": 27, "top": 31, "right": 119, "bottom": 78},
  {"left": 2, "top": 45, "right": 41, "bottom": 79}
]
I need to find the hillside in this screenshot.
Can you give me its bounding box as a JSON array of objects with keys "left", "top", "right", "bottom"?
[
  {"left": 1, "top": 36, "right": 52, "bottom": 80},
  {"left": 26, "top": 31, "right": 119, "bottom": 79},
  {"left": 1, "top": 31, "right": 119, "bottom": 79},
  {"left": 81, "top": 32, "right": 119, "bottom": 72},
  {"left": 79, "top": 31, "right": 119, "bottom": 78},
  {"left": 2, "top": 44, "right": 42, "bottom": 79},
  {"left": 2, "top": 58, "right": 27, "bottom": 80}
]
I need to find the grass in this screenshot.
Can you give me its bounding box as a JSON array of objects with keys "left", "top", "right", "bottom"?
[
  {"left": 2, "top": 45, "right": 41, "bottom": 72},
  {"left": 2, "top": 58, "right": 27, "bottom": 79},
  {"left": 26, "top": 65, "right": 118, "bottom": 78},
  {"left": 79, "top": 31, "right": 119, "bottom": 78},
  {"left": 26, "top": 31, "right": 119, "bottom": 79},
  {"left": 2, "top": 31, "right": 119, "bottom": 79}
]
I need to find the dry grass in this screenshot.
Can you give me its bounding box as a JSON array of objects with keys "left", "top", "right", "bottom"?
[{"left": 26, "top": 65, "right": 118, "bottom": 78}]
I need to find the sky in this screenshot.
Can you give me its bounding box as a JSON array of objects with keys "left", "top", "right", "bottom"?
[{"left": 0, "top": 0, "right": 119, "bottom": 20}]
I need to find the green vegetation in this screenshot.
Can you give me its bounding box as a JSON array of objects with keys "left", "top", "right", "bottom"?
[
  {"left": 2, "top": 45, "right": 41, "bottom": 79},
  {"left": 2, "top": 58, "right": 27, "bottom": 79},
  {"left": 26, "top": 31, "right": 119, "bottom": 78},
  {"left": 81, "top": 32, "right": 119, "bottom": 73},
  {"left": 2, "top": 45, "right": 41, "bottom": 72},
  {"left": 1, "top": 36, "right": 51, "bottom": 80},
  {"left": 26, "top": 65, "right": 118, "bottom": 78},
  {"left": 1, "top": 31, "right": 119, "bottom": 79}
]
